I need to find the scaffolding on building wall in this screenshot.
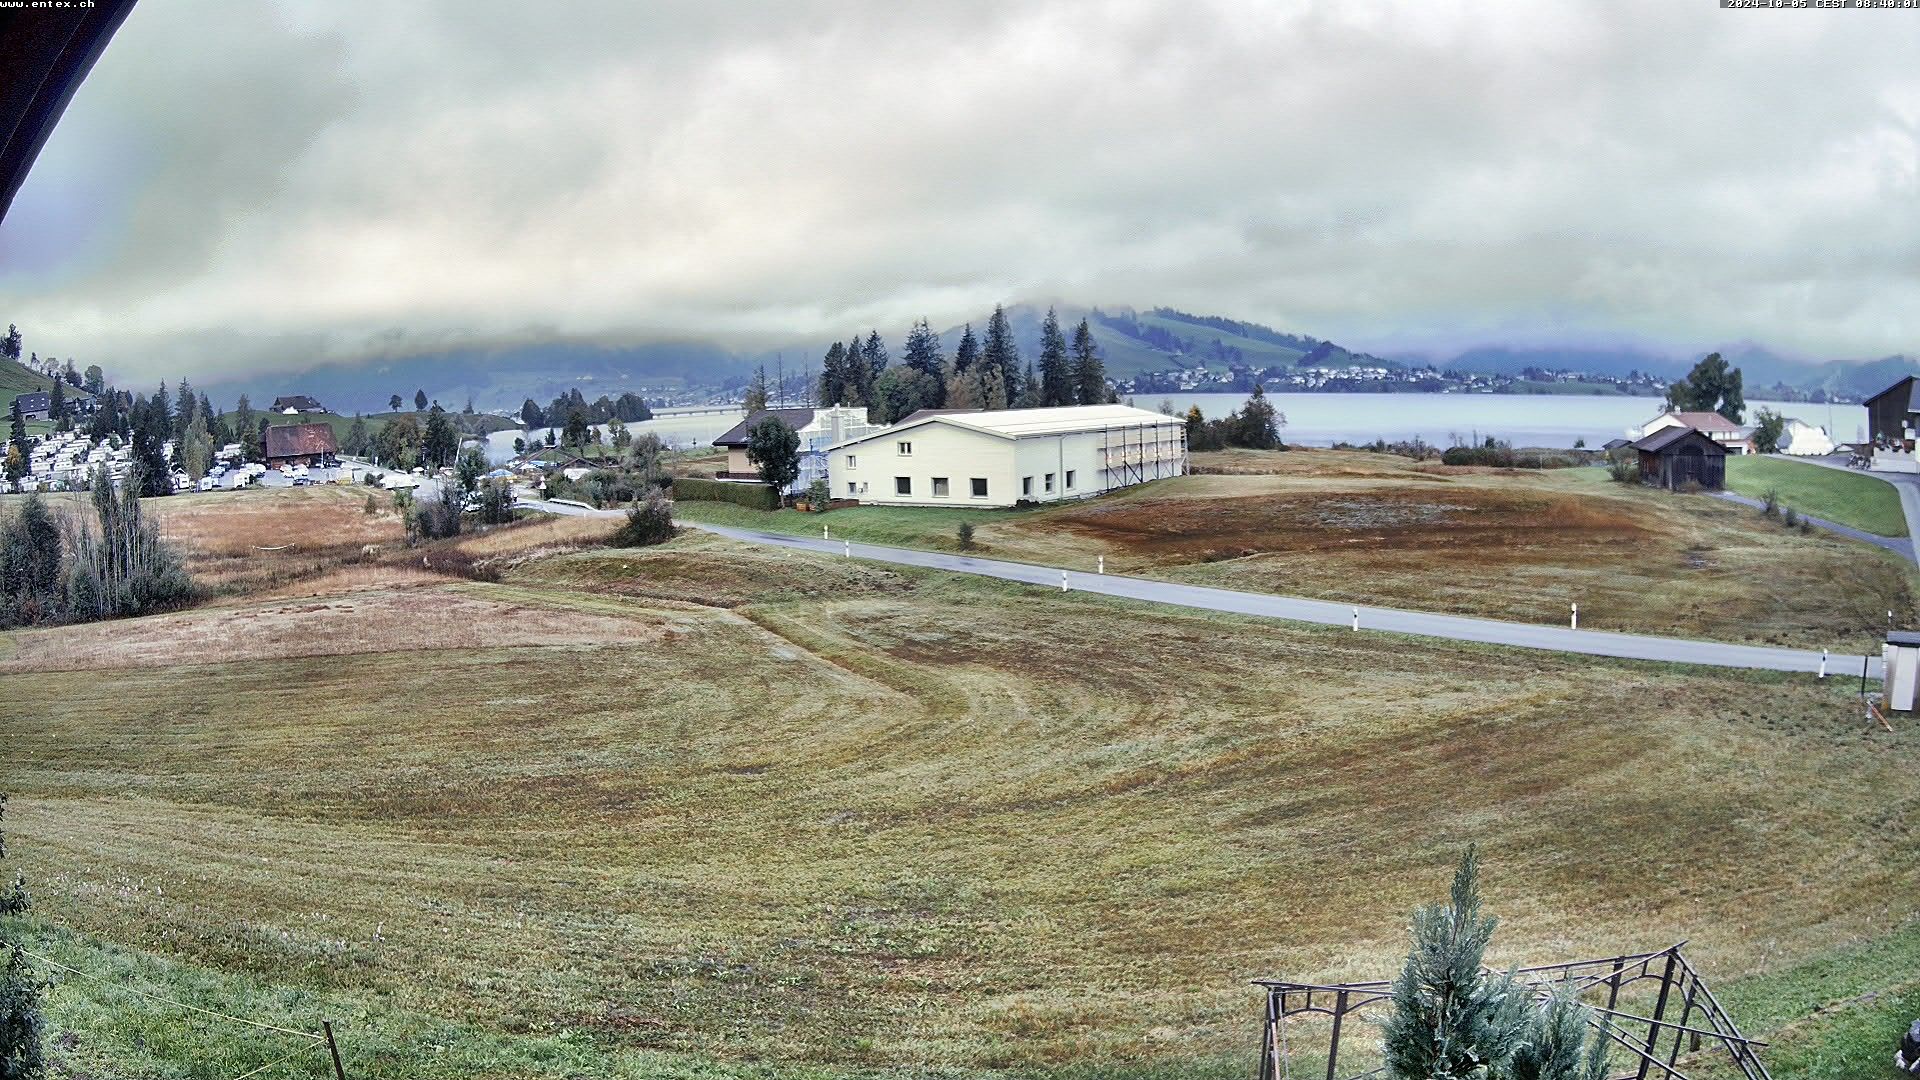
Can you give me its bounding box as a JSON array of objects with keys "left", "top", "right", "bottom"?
[
  {"left": 1099, "top": 422, "right": 1188, "bottom": 492},
  {"left": 1254, "top": 944, "right": 1769, "bottom": 1080}
]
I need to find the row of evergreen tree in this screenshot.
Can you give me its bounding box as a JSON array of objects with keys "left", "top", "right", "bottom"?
[{"left": 797, "top": 305, "right": 1110, "bottom": 424}]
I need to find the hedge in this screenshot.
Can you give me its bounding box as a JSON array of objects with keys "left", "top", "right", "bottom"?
[{"left": 669, "top": 476, "right": 780, "bottom": 510}]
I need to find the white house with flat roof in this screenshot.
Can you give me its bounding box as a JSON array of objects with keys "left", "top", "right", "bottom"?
[{"left": 827, "top": 404, "right": 1187, "bottom": 508}]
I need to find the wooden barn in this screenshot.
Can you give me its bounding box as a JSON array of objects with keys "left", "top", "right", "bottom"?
[{"left": 1633, "top": 425, "right": 1726, "bottom": 491}]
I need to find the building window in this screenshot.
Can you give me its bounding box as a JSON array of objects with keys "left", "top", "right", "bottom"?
[
  {"left": 971, "top": 477, "right": 988, "bottom": 498},
  {"left": 897, "top": 441, "right": 912, "bottom": 456},
  {"left": 1022, "top": 476, "right": 1033, "bottom": 497},
  {"left": 1044, "top": 472, "right": 1055, "bottom": 493},
  {"left": 848, "top": 481, "right": 858, "bottom": 495},
  {"left": 932, "top": 477, "right": 950, "bottom": 497},
  {"left": 846, "top": 454, "right": 857, "bottom": 469},
  {"left": 895, "top": 476, "right": 911, "bottom": 495},
  {"left": 1065, "top": 469, "right": 1076, "bottom": 489}
]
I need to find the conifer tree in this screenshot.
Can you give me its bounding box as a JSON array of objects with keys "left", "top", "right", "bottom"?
[
  {"left": 819, "top": 341, "right": 850, "bottom": 407},
  {"left": 952, "top": 323, "right": 980, "bottom": 377},
  {"left": 1015, "top": 361, "right": 1043, "bottom": 409},
  {"left": 902, "top": 319, "right": 946, "bottom": 406},
  {"left": 1511, "top": 985, "right": 1610, "bottom": 1080},
  {"left": 1038, "top": 307, "right": 1071, "bottom": 406},
  {"left": 744, "top": 365, "right": 771, "bottom": 411},
  {"left": 1071, "top": 318, "right": 1106, "bottom": 404},
  {"left": 0, "top": 326, "right": 18, "bottom": 364},
  {"left": 861, "top": 330, "right": 889, "bottom": 381},
  {"left": 982, "top": 305, "right": 1019, "bottom": 400},
  {"left": 1382, "top": 847, "right": 1531, "bottom": 1080}
]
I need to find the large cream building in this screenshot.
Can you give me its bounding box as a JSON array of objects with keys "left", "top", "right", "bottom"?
[{"left": 827, "top": 404, "right": 1188, "bottom": 508}]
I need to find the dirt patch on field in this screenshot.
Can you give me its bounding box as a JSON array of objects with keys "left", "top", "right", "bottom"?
[
  {"left": 1036, "top": 488, "right": 1648, "bottom": 564},
  {"left": 521, "top": 540, "right": 920, "bottom": 609},
  {"left": 0, "top": 585, "right": 669, "bottom": 673},
  {"left": 151, "top": 487, "right": 405, "bottom": 595}
]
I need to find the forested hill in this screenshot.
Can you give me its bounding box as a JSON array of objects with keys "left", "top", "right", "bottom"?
[
  {"left": 170, "top": 305, "right": 1913, "bottom": 413},
  {"left": 1, "top": 357, "right": 93, "bottom": 411}
]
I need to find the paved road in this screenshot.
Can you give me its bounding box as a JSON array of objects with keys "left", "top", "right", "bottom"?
[
  {"left": 1791, "top": 454, "right": 1920, "bottom": 564},
  {"left": 1712, "top": 491, "right": 1915, "bottom": 562},
  {"left": 515, "top": 498, "right": 1876, "bottom": 676}
]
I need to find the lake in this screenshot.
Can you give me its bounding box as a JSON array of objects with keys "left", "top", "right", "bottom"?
[{"left": 484, "top": 393, "right": 1866, "bottom": 463}]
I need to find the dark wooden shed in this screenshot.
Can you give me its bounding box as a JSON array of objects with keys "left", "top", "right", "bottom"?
[{"left": 1633, "top": 426, "right": 1726, "bottom": 491}]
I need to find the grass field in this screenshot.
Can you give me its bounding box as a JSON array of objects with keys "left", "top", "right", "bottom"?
[
  {"left": 676, "top": 449, "right": 1920, "bottom": 652},
  {"left": 1, "top": 485, "right": 1918, "bottom": 1080},
  {"left": 1724, "top": 455, "right": 1909, "bottom": 537}
]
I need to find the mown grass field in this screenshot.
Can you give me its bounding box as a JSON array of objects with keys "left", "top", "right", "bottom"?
[
  {"left": 676, "top": 449, "right": 1920, "bottom": 652},
  {"left": 1724, "top": 455, "right": 1909, "bottom": 537},
  {"left": 1, "top": 486, "right": 1918, "bottom": 1080}
]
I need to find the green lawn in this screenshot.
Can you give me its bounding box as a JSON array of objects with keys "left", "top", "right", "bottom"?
[
  {"left": 670, "top": 497, "right": 1041, "bottom": 550},
  {"left": 1724, "top": 456, "right": 1908, "bottom": 537}
]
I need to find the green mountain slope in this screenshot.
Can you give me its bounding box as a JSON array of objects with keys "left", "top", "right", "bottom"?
[{"left": 0, "top": 357, "right": 94, "bottom": 411}]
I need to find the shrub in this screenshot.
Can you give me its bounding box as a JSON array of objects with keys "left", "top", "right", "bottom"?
[
  {"left": 670, "top": 477, "right": 779, "bottom": 510},
  {"left": 477, "top": 479, "right": 515, "bottom": 525},
  {"left": 1782, "top": 507, "right": 1799, "bottom": 528},
  {"left": 406, "top": 491, "right": 463, "bottom": 544},
  {"left": 957, "top": 521, "right": 975, "bottom": 550},
  {"left": 805, "top": 478, "right": 831, "bottom": 511},
  {"left": 1761, "top": 489, "right": 1779, "bottom": 518},
  {"left": 363, "top": 493, "right": 378, "bottom": 515},
  {"left": 63, "top": 472, "right": 194, "bottom": 622},
  {"left": 1606, "top": 457, "right": 1639, "bottom": 484},
  {"left": 611, "top": 490, "right": 675, "bottom": 547}
]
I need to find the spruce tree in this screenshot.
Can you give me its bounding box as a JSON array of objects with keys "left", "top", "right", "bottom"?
[
  {"left": 0, "top": 326, "right": 18, "bottom": 364},
  {"left": 1015, "top": 362, "right": 1043, "bottom": 409},
  {"left": 861, "top": 330, "right": 889, "bottom": 382},
  {"left": 744, "top": 365, "right": 771, "bottom": 411},
  {"left": 982, "top": 305, "right": 1019, "bottom": 399},
  {"left": 1038, "top": 307, "right": 1071, "bottom": 406},
  {"left": 1071, "top": 318, "right": 1106, "bottom": 404},
  {"left": 902, "top": 319, "right": 946, "bottom": 406},
  {"left": 1382, "top": 847, "right": 1532, "bottom": 1080},
  {"left": 952, "top": 323, "right": 980, "bottom": 377},
  {"left": 846, "top": 336, "right": 872, "bottom": 407},
  {"left": 1511, "top": 985, "right": 1610, "bottom": 1080},
  {"left": 819, "top": 341, "right": 850, "bottom": 407}
]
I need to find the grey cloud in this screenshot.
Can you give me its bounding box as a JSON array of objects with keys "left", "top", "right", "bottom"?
[{"left": 0, "top": 0, "right": 1916, "bottom": 384}]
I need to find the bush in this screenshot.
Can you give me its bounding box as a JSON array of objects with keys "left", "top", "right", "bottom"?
[
  {"left": 804, "top": 478, "right": 831, "bottom": 511},
  {"left": 363, "top": 493, "right": 378, "bottom": 515},
  {"left": 670, "top": 476, "right": 780, "bottom": 510},
  {"left": 957, "top": 521, "right": 975, "bottom": 550},
  {"left": 477, "top": 479, "right": 515, "bottom": 525},
  {"left": 406, "top": 491, "right": 463, "bottom": 544},
  {"left": 1606, "top": 457, "right": 1639, "bottom": 484},
  {"left": 611, "top": 490, "right": 675, "bottom": 547},
  {"left": 1782, "top": 507, "right": 1799, "bottom": 528},
  {"left": 63, "top": 474, "right": 195, "bottom": 622},
  {"left": 1761, "top": 489, "right": 1779, "bottom": 518}
]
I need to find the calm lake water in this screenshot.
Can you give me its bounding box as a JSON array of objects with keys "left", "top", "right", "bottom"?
[{"left": 485, "top": 393, "right": 1867, "bottom": 463}]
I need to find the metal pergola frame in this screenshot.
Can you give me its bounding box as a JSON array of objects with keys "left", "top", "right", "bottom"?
[{"left": 1254, "top": 943, "right": 1769, "bottom": 1080}]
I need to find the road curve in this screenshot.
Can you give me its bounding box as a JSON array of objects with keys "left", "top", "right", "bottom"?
[{"left": 514, "top": 498, "right": 1875, "bottom": 677}]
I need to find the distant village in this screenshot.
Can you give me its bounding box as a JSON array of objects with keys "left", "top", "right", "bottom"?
[{"left": 1121, "top": 362, "right": 1686, "bottom": 398}]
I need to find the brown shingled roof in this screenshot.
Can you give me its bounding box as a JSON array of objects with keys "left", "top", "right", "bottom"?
[{"left": 264, "top": 422, "right": 339, "bottom": 459}]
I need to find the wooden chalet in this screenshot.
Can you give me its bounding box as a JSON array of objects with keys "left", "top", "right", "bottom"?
[{"left": 1632, "top": 425, "right": 1726, "bottom": 491}]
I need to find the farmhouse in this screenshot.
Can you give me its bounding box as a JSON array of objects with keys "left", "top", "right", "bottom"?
[
  {"left": 1863, "top": 374, "right": 1920, "bottom": 471},
  {"left": 1633, "top": 425, "right": 1726, "bottom": 491},
  {"left": 12, "top": 390, "right": 50, "bottom": 421},
  {"left": 712, "top": 406, "right": 880, "bottom": 494},
  {"left": 263, "top": 422, "right": 339, "bottom": 469},
  {"left": 272, "top": 394, "right": 326, "bottom": 414},
  {"left": 827, "top": 404, "right": 1187, "bottom": 508},
  {"left": 1634, "top": 409, "right": 1750, "bottom": 454}
]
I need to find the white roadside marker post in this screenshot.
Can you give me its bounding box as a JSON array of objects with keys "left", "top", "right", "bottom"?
[
  {"left": 1571, "top": 602, "right": 1578, "bottom": 630},
  {"left": 1352, "top": 606, "right": 1359, "bottom": 631},
  {"left": 1061, "top": 570, "right": 1069, "bottom": 592},
  {"left": 843, "top": 539, "right": 850, "bottom": 557},
  {"left": 1820, "top": 648, "right": 1828, "bottom": 679},
  {"left": 823, "top": 525, "right": 829, "bottom": 539},
  {"left": 1097, "top": 555, "right": 1104, "bottom": 575}
]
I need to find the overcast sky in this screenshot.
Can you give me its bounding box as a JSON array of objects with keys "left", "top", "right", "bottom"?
[{"left": 1, "top": 0, "right": 1916, "bottom": 383}]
